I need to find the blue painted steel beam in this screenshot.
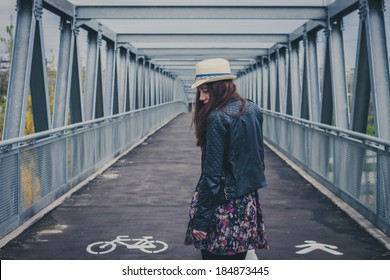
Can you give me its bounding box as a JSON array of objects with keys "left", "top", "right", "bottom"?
[
  {"left": 83, "top": 29, "right": 100, "bottom": 121},
  {"left": 3, "top": 0, "right": 48, "bottom": 140},
  {"left": 75, "top": 6, "right": 327, "bottom": 20},
  {"left": 53, "top": 18, "right": 73, "bottom": 128},
  {"left": 69, "top": 38, "right": 83, "bottom": 124},
  {"left": 29, "top": 14, "right": 51, "bottom": 133},
  {"left": 104, "top": 41, "right": 116, "bottom": 116}
]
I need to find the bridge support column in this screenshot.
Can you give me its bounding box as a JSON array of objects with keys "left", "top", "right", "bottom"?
[
  {"left": 268, "top": 52, "right": 277, "bottom": 111},
  {"left": 150, "top": 64, "right": 156, "bottom": 106},
  {"left": 124, "top": 51, "right": 131, "bottom": 112},
  {"left": 3, "top": 0, "right": 51, "bottom": 139},
  {"left": 53, "top": 18, "right": 73, "bottom": 128},
  {"left": 277, "top": 47, "right": 287, "bottom": 114},
  {"left": 287, "top": 41, "right": 300, "bottom": 117},
  {"left": 352, "top": 0, "right": 390, "bottom": 139},
  {"left": 84, "top": 29, "right": 103, "bottom": 120},
  {"left": 145, "top": 60, "right": 151, "bottom": 107},
  {"left": 261, "top": 57, "right": 269, "bottom": 110},
  {"left": 136, "top": 57, "right": 145, "bottom": 109},
  {"left": 159, "top": 67, "right": 163, "bottom": 105},
  {"left": 251, "top": 65, "right": 256, "bottom": 102},
  {"left": 104, "top": 40, "right": 116, "bottom": 116},
  {"left": 321, "top": 20, "right": 349, "bottom": 128},
  {"left": 69, "top": 32, "right": 83, "bottom": 124},
  {"left": 128, "top": 51, "right": 137, "bottom": 111},
  {"left": 255, "top": 61, "right": 262, "bottom": 106},
  {"left": 351, "top": 0, "right": 390, "bottom": 220},
  {"left": 301, "top": 30, "right": 320, "bottom": 122},
  {"left": 118, "top": 46, "right": 128, "bottom": 113}
]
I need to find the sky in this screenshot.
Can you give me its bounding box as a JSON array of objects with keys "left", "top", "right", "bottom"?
[
  {"left": 0, "top": 0, "right": 16, "bottom": 47},
  {"left": 0, "top": 0, "right": 82, "bottom": 65}
]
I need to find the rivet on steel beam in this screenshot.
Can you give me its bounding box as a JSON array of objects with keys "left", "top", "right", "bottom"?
[
  {"left": 73, "top": 6, "right": 80, "bottom": 36},
  {"left": 73, "top": 25, "right": 80, "bottom": 37},
  {"left": 59, "top": 17, "right": 64, "bottom": 31},
  {"left": 98, "top": 23, "right": 103, "bottom": 47},
  {"left": 358, "top": 0, "right": 368, "bottom": 20},
  {"left": 33, "top": 0, "right": 43, "bottom": 21}
]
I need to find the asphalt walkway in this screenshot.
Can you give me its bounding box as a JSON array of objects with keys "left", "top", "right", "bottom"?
[{"left": 0, "top": 113, "right": 389, "bottom": 260}]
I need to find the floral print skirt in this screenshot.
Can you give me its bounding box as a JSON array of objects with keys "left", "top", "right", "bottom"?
[{"left": 184, "top": 191, "right": 269, "bottom": 255}]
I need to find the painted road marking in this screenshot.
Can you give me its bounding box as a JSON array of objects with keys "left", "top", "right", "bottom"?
[
  {"left": 86, "top": 235, "right": 168, "bottom": 255},
  {"left": 295, "top": 240, "right": 343, "bottom": 255}
]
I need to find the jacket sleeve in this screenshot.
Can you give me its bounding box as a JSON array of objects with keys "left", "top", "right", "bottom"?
[
  {"left": 194, "top": 113, "right": 227, "bottom": 231},
  {"left": 258, "top": 110, "right": 265, "bottom": 171}
]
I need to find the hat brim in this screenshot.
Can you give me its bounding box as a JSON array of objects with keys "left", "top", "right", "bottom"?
[{"left": 191, "top": 75, "right": 237, "bottom": 89}]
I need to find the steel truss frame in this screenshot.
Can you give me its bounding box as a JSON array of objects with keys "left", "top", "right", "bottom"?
[{"left": 2, "top": 0, "right": 390, "bottom": 143}]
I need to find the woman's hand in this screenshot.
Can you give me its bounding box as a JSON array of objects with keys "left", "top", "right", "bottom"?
[
  {"left": 192, "top": 229, "right": 207, "bottom": 241},
  {"left": 192, "top": 192, "right": 206, "bottom": 240}
]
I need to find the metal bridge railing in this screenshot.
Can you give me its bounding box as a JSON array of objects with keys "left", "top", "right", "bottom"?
[
  {"left": 0, "top": 101, "right": 187, "bottom": 239},
  {"left": 262, "top": 109, "right": 390, "bottom": 236}
]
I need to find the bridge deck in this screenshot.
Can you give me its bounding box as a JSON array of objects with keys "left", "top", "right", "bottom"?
[{"left": 0, "top": 113, "right": 389, "bottom": 260}]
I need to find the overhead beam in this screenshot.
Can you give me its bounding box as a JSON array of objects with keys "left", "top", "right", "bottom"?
[
  {"left": 289, "top": 20, "right": 326, "bottom": 42},
  {"left": 42, "top": 0, "right": 117, "bottom": 42},
  {"left": 158, "top": 65, "right": 247, "bottom": 70},
  {"left": 288, "top": 1, "right": 359, "bottom": 42},
  {"left": 117, "top": 34, "right": 289, "bottom": 44},
  {"left": 328, "top": 0, "right": 359, "bottom": 19},
  {"left": 135, "top": 43, "right": 273, "bottom": 50},
  {"left": 43, "top": 0, "right": 74, "bottom": 19},
  {"left": 98, "top": 19, "right": 307, "bottom": 35},
  {"left": 75, "top": 6, "right": 327, "bottom": 20},
  {"left": 152, "top": 58, "right": 257, "bottom": 64},
  {"left": 137, "top": 48, "right": 268, "bottom": 57},
  {"left": 145, "top": 55, "right": 263, "bottom": 61},
  {"left": 76, "top": 20, "right": 116, "bottom": 42}
]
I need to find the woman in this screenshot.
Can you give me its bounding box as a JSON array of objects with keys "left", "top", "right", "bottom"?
[{"left": 184, "top": 58, "right": 269, "bottom": 260}]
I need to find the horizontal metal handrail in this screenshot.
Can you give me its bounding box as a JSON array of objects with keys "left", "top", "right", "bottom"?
[
  {"left": 261, "top": 108, "right": 390, "bottom": 237},
  {"left": 0, "top": 101, "right": 187, "bottom": 150},
  {"left": 0, "top": 100, "right": 188, "bottom": 240},
  {"left": 261, "top": 109, "right": 390, "bottom": 150}
]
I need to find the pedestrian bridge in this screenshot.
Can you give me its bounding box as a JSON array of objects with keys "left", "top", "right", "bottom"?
[{"left": 0, "top": 0, "right": 390, "bottom": 259}]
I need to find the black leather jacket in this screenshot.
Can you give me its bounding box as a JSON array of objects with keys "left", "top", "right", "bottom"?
[{"left": 194, "top": 99, "right": 267, "bottom": 231}]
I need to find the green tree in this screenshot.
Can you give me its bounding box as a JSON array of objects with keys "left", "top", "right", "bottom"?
[
  {"left": 0, "top": 25, "right": 14, "bottom": 61},
  {"left": 0, "top": 24, "right": 13, "bottom": 139},
  {"left": 1, "top": 26, "right": 58, "bottom": 137},
  {"left": 47, "top": 49, "right": 56, "bottom": 119},
  {"left": 24, "top": 94, "right": 35, "bottom": 135}
]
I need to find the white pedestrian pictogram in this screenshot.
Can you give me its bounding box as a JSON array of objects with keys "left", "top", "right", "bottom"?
[{"left": 295, "top": 240, "right": 343, "bottom": 255}]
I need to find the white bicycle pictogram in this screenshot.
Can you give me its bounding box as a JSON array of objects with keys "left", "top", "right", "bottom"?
[{"left": 86, "top": 235, "right": 168, "bottom": 255}]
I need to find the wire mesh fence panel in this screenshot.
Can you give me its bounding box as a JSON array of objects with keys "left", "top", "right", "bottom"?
[{"left": 262, "top": 110, "right": 390, "bottom": 235}]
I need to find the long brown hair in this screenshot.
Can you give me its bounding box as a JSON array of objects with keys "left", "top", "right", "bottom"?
[{"left": 192, "top": 80, "right": 245, "bottom": 147}]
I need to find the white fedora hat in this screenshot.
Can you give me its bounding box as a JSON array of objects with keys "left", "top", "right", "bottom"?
[{"left": 191, "top": 58, "right": 237, "bottom": 89}]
